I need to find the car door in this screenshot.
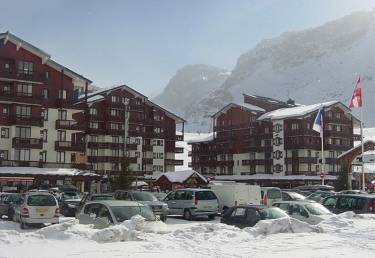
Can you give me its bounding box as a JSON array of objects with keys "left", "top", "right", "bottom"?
[
  {"left": 0, "top": 195, "right": 8, "bottom": 215},
  {"left": 245, "top": 208, "right": 261, "bottom": 227},
  {"left": 322, "top": 196, "right": 339, "bottom": 213},
  {"left": 164, "top": 191, "right": 177, "bottom": 214},
  {"left": 173, "top": 191, "right": 187, "bottom": 215},
  {"left": 78, "top": 203, "right": 100, "bottom": 225},
  {"left": 226, "top": 207, "right": 247, "bottom": 228},
  {"left": 337, "top": 196, "right": 358, "bottom": 213},
  {"left": 93, "top": 204, "right": 113, "bottom": 229},
  {"left": 289, "top": 204, "right": 309, "bottom": 223}
]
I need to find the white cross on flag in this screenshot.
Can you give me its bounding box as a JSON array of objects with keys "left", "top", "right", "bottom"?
[{"left": 349, "top": 77, "right": 363, "bottom": 109}]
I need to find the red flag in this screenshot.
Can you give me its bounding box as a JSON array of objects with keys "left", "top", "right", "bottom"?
[{"left": 349, "top": 77, "right": 362, "bottom": 109}]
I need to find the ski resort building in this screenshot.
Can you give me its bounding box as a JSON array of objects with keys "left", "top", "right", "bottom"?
[
  {"left": 0, "top": 32, "right": 185, "bottom": 185},
  {"left": 189, "top": 94, "right": 359, "bottom": 187}
]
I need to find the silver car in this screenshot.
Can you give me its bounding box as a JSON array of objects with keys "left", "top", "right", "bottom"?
[
  {"left": 163, "top": 188, "right": 219, "bottom": 220},
  {"left": 77, "top": 200, "right": 155, "bottom": 229},
  {"left": 114, "top": 191, "right": 168, "bottom": 221}
]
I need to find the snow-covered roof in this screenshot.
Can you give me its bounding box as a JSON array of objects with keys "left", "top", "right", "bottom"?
[
  {"left": 353, "top": 163, "right": 375, "bottom": 173},
  {"left": 86, "top": 95, "right": 105, "bottom": 103},
  {"left": 156, "top": 170, "right": 207, "bottom": 183},
  {"left": 337, "top": 127, "right": 375, "bottom": 159},
  {"left": 0, "top": 167, "right": 101, "bottom": 177},
  {"left": 188, "top": 133, "right": 214, "bottom": 144},
  {"left": 258, "top": 101, "right": 340, "bottom": 120},
  {"left": 0, "top": 31, "right": 92, "bottom": 83},
  {"left": 212, "top": 102, "right": 265, "bottom": 119},
  {"left": 215, "top": 174, "right": 339, "bottom": 181}
]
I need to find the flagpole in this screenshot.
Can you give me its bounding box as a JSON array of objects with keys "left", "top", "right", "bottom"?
[
  {"left": 360, "top": 102, "right": 365, "bottom": 191},
  {"left": 321, "top": 114, "right": 325, "bottom": 185}
]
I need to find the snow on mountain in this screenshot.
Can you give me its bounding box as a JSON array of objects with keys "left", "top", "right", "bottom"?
[
  {"left": 172, "top": 11, "right": 375, "bottom": 132},
  {"left": 153, "top": 64, "right": 230, "bottom": 131}
]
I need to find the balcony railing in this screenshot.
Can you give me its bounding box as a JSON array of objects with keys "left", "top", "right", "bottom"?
[
  {"left": 9, "top": 115, "right": 44, "bottom": 127},
  {"left": 165, "top": 159, "right": 184, "bottom": 166},
  {"left": 55, "top": 141, "right": 85, "bottom": 152},
  {"left": 175, "top": 147, "right": 184, "bottom": 153},
  {"left": 0, "top": 91, "right": 43, "bottom": 104},
  {"left": 12, "top": 137, "right": 43, "bottom": 149},
  {"left": 142, "top": 145, "right": 153, "bottom": 151},
  {"left": 55, "top": 120, "right": 85, "bottom": 131},
  {"left": 0, "top": 68, "right": 46, "bottom": 82},
  {"left": 142, "top": 158, "right": 153, "bottom": 164},
  {"left": 87, "top": 156, "right": 137, "bottom": 163},
  {"left": 285, "top": 157, "right": 318, "bottom": 164},
  {"left": 175, "top": 135, "right": 184, "bottom": 141}
]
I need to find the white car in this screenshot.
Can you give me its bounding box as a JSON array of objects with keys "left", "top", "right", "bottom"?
[
  {"left": 14, "top": 191, "right": 60, "bottom": 229},
  {"left": 273, "top": 201, "right": 333, "bottom": 224}
]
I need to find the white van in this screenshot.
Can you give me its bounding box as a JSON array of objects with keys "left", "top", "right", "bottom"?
[
  {"left": 210, "top": 182, "right": 261, "bottom": 213},
  {"left": 261, "top": 187, "right": 282, "bottom": 207}
]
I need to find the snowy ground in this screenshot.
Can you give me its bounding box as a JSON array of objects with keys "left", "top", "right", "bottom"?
[{"left": 1, "top": 213, "right": 375, "bottom": 258}]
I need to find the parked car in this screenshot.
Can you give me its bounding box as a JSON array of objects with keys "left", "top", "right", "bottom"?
[
  {"left": 307, "top": 191, "right": 336, "bottom": 203},
  {"left": 261, "top": 187, "right": 282, "bottom": 207},
  {"left": 221, "top": 205, "right": 288, "bottom": 228},
  {"left": 322, "top": 194, "right": 375, "bottom": 214},
  {"left": 153, "top": 192, "right": 167, "bottom": 201},
  {"left": 76, "top": 193, "right": 115, "bottom": 215},
  {"left": 282, "top": 191, "right": 307, "bottom": 201},
  {"left": 0, "top": 193, "right": 22, "bottom": 220},
  {"left": 114, "top": 191, "right": 168, "bottom": 221},
  {"left": 59, "top": 191, "right": 81, "bottom": 217},
  {"left": 163, "top": 188, "right": 219, "bottom": 220},
  {"left": 13, "top": 191, "right": 60, "bottom": 229},
  {"left": 294, "top": 185, "right": 335, "bottom": 192},
  {"left": 210, "top": 183, "right": 261, "bottom": 213},
  {"left": 273, "top": 201, "right": 333, "bottom": 224},
  {"left": 77, "top": 200, "right": 156, "bottom": 229},
  {"left": 339, "top": 190, "right": 367, "bottom": 195}
]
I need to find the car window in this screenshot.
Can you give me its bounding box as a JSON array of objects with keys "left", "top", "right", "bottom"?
[
  {"left": 304, "top": 203, "right": 331, "bottom": 215},
  {"left": 282, "top": 192, "right": 291, "bottom": 201},
  {"left": 338, "top": 197, "right": 357, "bottom": 209},
  {"left": 260, "top": 207, "right": 288, "bottom": 219},
  {"left": 92, "top": 195, "right": 115, "bottom": 201},
  {"left": 111, "top": 205, "right": 155, "bottom": 222},
  {"left": 27, "top": 195, "right": 56, "bottom": 206},
  {"left": 98, "top": 204, "right": 113, "bottom": 223},
  {"left": 324, "top": 197, "right": 338, "bottom": 209},
  {"left": 245, "top": 208, "right": 259, "bottom": 221},
  {"left": 356, "top": 198, "right": 367, "bottom": 210},
  {"left": 267, "top": 189, "right": 281, "bottom": 199},
  {"left": 231, "top": 207, "right": 246, "bottom": 217},
  {"left": 132, "top": 192, "right": 157, "bottom": 201},
  {"left": 275, "top": 203, "right": 289, "bottom": 212},
  {"left": 195, "top": 191, "right": 217, "bottom": 200},
  {"left": 184, "top": 191, "right": 193, "bottom": 200},
  {"left": 165, "top": 192, "right": 175, "bottom": 201},
  {"left": 174, "top": 191, "right": 185, "bottom": 200},
  {"left": 292, "top": 204, "right": 305, "bottom": 215},
  {"left": 84, "top": 203, "right": 100, "bottom": 217}
]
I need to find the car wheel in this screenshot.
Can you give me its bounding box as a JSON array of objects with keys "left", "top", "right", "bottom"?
[
  {"left": 183, "top": 209, "right": 192, "bottom": 221},
  {"left": 208, "top": 214, "right": 216, "bottom": 220},
  {"left": 20, "top": 220, "right": 27, "bottom": 230},
  {"left": 7, "top": 210, "right": 14, "bottom": 221},
  {"left": 161, "top": 215, "right": 167, "bottom": 222}
]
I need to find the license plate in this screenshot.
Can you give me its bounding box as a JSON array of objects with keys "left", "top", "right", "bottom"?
[{"left": 36, "top": 208, "right": 48, "bottom": 213}]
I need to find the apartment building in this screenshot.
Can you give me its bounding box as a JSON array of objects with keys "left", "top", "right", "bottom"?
[
  {"left": 190, "top": 95, "right": 359, "bottom": 186},
  {"left": 0, "top": 32, "right": 185, "bottom": 179}
]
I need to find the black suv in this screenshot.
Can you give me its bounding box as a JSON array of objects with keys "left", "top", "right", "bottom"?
[{"left": 322, "top": 194, "right": 375, "bottom": 214}]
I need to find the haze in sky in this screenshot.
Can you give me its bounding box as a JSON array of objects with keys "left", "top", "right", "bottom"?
[{"left": 0, "top": 0, "right": 374, "bottom": 97}]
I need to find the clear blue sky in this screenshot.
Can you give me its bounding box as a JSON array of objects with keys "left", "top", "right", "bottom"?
[{"left": 0, "top": 0, "right": 374, "bottom": 97}]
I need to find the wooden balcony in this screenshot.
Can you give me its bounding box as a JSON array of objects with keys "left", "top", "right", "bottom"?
[
  {"left": 55, "top": 120, "right": 85, "bottom": 131},
  {"left": 142, "top": 145, "right": 153, "bottom": 151},
  {"left": 9, "top": 115, "right": 44, "bottom": 127},
  {"left": 0, "top": 68, "right": 46, "bottom": 82},
  {"left": 142, "top": 158, "right": 153, "bottom": 164},
  {"left": 165, "top": 159, "right": 184, "bottom": 166},
  {"left": 175, "top": 147, "right": 184, "bottom": 153},
  {"left": 87, "top": 156, "right": 137, "bottom": 163},
  {"left": 12, "top": 137, "right": 43, "bottom": 149},
  {"left": 285, "top": 157, "right": 318, "bottom": 164},
  {"left": 0, "top": 91, "right": 43, "bottom": 104},
  {"left": 55, "top": 141, "right": 85, "bottom": 152}
]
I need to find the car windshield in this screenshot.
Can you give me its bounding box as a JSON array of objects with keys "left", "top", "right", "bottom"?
[
  {"left": 111, "top": 206, "right": 156, "bottom": 222},
  {"left": 27, "top": 195, "right": 56, "bottom": 206},
  {"left": 304, "top": 203, "right": 331, "bottom": 215},
  {"left": 267, "top": 189, "right": 281, "bottom": 199},
  {"left": 260, "top": 207, "right": 288, "bottom": 219},
  {"left": 8, "top": 194, "right": 22, "bottom": 203},
  {"left": 132, "top": 192, "right": 157, "bottom": 201},
  {"left": 62, "top": 192, "right": 80, "bottom": 200},
  {"left": 195, "top": 191, "right": 217, "bottom": 200},
  {"left": 92, "top": 195, "right": 114, "bottom": 201},
  {"left": 288, "top": 192, "right": 306, "bottom": 200}
]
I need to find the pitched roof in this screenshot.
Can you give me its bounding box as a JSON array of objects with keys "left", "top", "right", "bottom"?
[
  {"left": 0, "top": 31, "right": 92, "bottom": 83},
  {"left": 156, "top": 170, "right": 207, "bottom": 183},
  {"left": 212, "top": 102, "right": 265, "bottom": 119}
]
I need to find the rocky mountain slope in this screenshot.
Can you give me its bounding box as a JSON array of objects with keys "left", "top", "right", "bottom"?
[{"left": 156, "top": 11, "right": 375, "bottom": 132}]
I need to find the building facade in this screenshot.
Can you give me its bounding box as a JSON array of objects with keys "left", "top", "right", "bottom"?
[
  {"left": 190, "top": 95, "right": 358, "bottom": 186},
  {"left": 0, "top": 32, "right": 184, "bottom": 180}
]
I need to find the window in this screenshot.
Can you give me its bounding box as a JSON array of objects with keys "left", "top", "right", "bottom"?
[
  {"left": 18, "top": 61, "right": 33, "bottom": 75},
  {"left": 273, "top": 164, "right": 283, "bottom": 173},
  {"left": 42, "top": 88, "right": 48, "bottom": 99},
  {"left": 264, "top": 127, "right": 270, "bottom": 134},
  {"left": 1, "top": 128, "right": 9, "bottom": 138},
  {"left": 41, "top": 129, "right": 48, "bottom": 142},
  {"left": 15, "top": 127, "right": 31, "bottom": 138},
  {"left": 273, "top": 123, "right": 282, "bottom": 133},
  {"left": 89, "top": 122, "right": 98, "bottom": 129},
  {"left": 111, "top": 149, "right": 119, "bottom": 157},
  {"left": 110, "top": 123, "right": 120, "bottom": 130},
  {"left": 2, "top": 106, "right": 9, "bottom": 115},
  {"left": 15, "top": 149, "right": 30, "bottom": 161},
  {"left": 56, "top": 151, "right": 66, "bottom": 163},
  {"left": 231, "top": 207, "right": 246, "bottom": 217},
  {"left": 39, "top": 151, "right": 47, "bottom": 162},
  {"left": 111, "top": 109, "right": 121, "bottom": 117},
  {"left": 16, "top": 105, "right": 31, "bottom": 117},
  {"left": 249, "top": 152, "right": 255, "bottom": 160},
  {"left": 335, "top": 112, "right": 341, "bottom": 119},
  {"left": 112, "top": 136, "right": 119, "bottom": 143},
  {"left": 41, "top": 108, "right": 48, "bottom": 121},
  {"left": 273, "top": 137, "right": 283, "bottom": 146},
  {"left": 307, "top": 150, "right": 311, "bottom": 157},
  {"left": 329, "top": 151, "right": 335, "bottom": 158},
  {"left": 0, "top": 150, "right": 9, "bottom": 160},
  {"left": 111, "top": 96, "right": 119, "bottom": 103},
  {"left": 89, "top": 108, "right": 98, "bottom": 116},
  {"left": 16, "top": 84, "right": 32, "bottom": 97},
  {"left": 58, "top": 89, "right": 67, "bottom": 100},
  {"left": 336, "top": 125, "right": 342, "bottom": 132},
  {"left": 58, "top": 109, "right": 67, "bottom": 120},
  {"left": 57, "top": 130, "right": 66, "bottom": 141},
  {"left": 291, "top": 123, "right": 299, "bottom": 130},
  {"left": 90, "top": 135, "right": 98, "bottom": 142}
]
